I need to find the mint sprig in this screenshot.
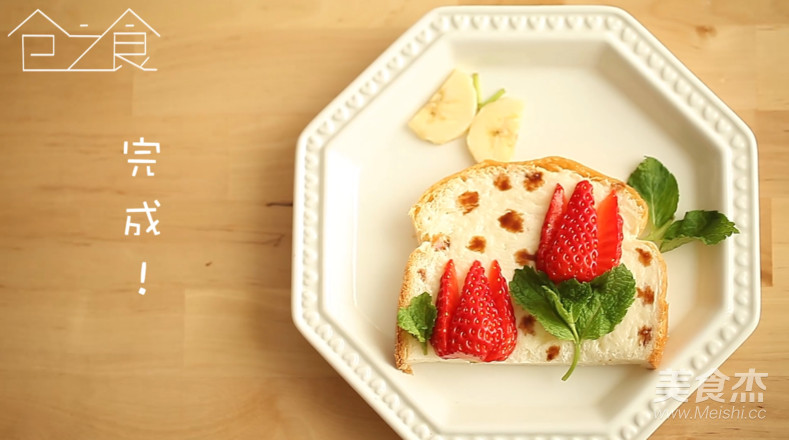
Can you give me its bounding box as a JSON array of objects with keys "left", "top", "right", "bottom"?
[
  {"left": 397, "top": 292, "right": 437, "bottom": 354},
  {"left": 627, "top": 157, "right": 738, "bottom": 252},
  {"left": 509, "top": 266, "right": 636, "bottom": 380}
]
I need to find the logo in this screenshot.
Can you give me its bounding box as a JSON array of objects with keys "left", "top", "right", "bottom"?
[
  {"left": 7, "top": 9, "right": 159, "bottom": 72},
  {"left": 652, "top": 368, "right": 769, "bottom": 421}
]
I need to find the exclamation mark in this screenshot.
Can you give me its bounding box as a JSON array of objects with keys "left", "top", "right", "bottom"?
[{"left": 139, "top": 261, "right": 147, "bottom": 295}]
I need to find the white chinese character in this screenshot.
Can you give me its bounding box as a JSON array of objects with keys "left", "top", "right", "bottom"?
[
  {"left": 125, "top": 200, "right": 161, "bottom": 236},
  {"left": 124, "top": 137, "right": 160, "bottom": 177},
  {"left": 654, "top": 369, "right": 694, "bottom": 403},
  {"left": 695, "top": 369, "right": 730, "bottom": 403},
  {"left": 730, "top": 368, "right": 767, "bottom": 403}
]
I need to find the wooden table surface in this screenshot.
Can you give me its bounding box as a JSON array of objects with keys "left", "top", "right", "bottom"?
[{"left": 0, "top": 0, "right": 785, "bottom": 439}]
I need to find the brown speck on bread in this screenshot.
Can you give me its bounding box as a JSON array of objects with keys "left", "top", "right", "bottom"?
[
  {"left": 457, "top": 191, "right": 479, "bottom": 214},
  {"left": 514, "top": 249, "right": 536, "bottom": 266},
  {"left": 467, "top": 236, "right": 486, "bottom": 253},
  {"left": 417, "top": 269, "right": 427, "bottom": 282},
  {"left": 494, "top": 174, "right": 512, "bottom": 191},
  {"left": 412, "top": 158, "right": 649, "bottom": 236},
  {"left": 519, "top": 315, "right": 536, "bottom": 336},
  {"left": 498, "top": 210, "right": 524, "bottom": 233},
  {"left": 637, "top": 286, "right": 655, "bottom": 305},
  {"left": 546, "top": 345, "right": 560, "bottom": 361},
  {"left": 639, "top": 326, "right": 653, "bottom": 347},
  {"left": 431, "top": 234, "right": 450, "bottom": 251},
  {"left": 637, "top": 248, "right": 653, "bottom": 266},
  {"left": 524, "top": 171, "right": 545, "bottom": 191}
]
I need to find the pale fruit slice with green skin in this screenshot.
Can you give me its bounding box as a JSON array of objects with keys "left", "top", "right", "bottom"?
[
  {"left": 466, "top": 97, "right": 524, "bottom": 163},
  {"left": 408, "top": 69, "right": 478, "bottom": 144}
]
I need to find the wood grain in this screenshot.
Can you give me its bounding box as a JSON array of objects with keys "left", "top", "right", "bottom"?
[{"left": 0, "top": 1, "right": 786, "bottom": 439}]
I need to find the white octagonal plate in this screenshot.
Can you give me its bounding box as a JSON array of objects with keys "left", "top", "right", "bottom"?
[{"left": 292, "top": 5, "right": 760, "bottom": 440}]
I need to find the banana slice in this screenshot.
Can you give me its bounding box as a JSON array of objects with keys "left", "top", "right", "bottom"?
[
  {"left": 408, "top": 69, "right": 477, "bottom": 144},
  {"left": 466, "top": 97, "right": 524, "bottom": 163}
]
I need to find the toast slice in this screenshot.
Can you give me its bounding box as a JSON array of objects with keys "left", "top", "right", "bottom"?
[{"left": 395, "top": 157, "right": 668, "bottom": 373}]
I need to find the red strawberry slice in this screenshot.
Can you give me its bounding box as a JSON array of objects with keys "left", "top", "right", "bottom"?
[
  {"left": 430, "top": 259, "right": 459, "bottom": 357},
  {"left": 540, "top": 180, "right": 599, "bottom": 283},
  {"left": 536, "top": 184, "right": 565, "bottom": 272},
  {"left": 486, "top": 260, "right": 517, "bottom": 361},
  {"left": 596, "top": 190, "right": 623, "bottom": 274},
  {"left": 447, "top": 260, "right": 503, "bottom": 361}
]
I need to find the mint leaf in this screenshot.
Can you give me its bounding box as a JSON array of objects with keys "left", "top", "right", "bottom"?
[
  {"left": 627, "top": 157, "right": 679, "bottom": 234},
  {"left": 510, "top": 267, "right": 575, "bottom": 341},
  {"left": 580, "top": 265, "right": 636, "bottom": 340},
  {"left": 540, "top": 286, "right": 577, "bottom": 340},
  {"left": 660, "top": 210, "right": 739, "bottom": 252},
  {"left": 397, "top": 292, "right": 437, "bottom": 354},
  {"left": 510, "top": 265, "right": 637, "bottom": 381},
  {"left": 627, "top": 157, "right": 738, "bottom": 252},
  {"left": 574, "top": 295, "right": 605, "bottom": 342},
  {"left": 556, "top": 279, "right": 593, "bottom": 323}
]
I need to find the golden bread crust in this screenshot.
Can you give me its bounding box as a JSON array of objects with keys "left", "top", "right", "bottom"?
[
  {"left": 395, "top": 247, "right": 423, "bottom": 374},
  {"left": 646, "top": 241, "right": 669, "bottom": 368}
]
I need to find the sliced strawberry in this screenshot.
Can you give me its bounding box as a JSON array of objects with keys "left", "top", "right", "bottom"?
[
  {"left": 430, "top": 259, "right": 460, "bottom": 357},
  {"left": 486, "top": 260, "right": 517, "bottom": 361},
  {"left": 447, "top": 260, "right": 503, "bottom": 361},
  {"left": 536, "top": 184, "right": 565, "bottom": 272},
  {"left": 540, "top": 180, "right": 599, "bottom": 283},
  {"left": 596, "top": 190, "right": 623, "bottom": 274}
]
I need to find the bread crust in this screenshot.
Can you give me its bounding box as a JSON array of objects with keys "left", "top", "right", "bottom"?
[
  {"left": 646, "top": 241, "right": 669, "bottom": 368},
  {"left": 395, "top": 246, "right": 423, "bottom": 373},
  {"left": 396, "top": 157, "right": 667, "bottom": 372}
]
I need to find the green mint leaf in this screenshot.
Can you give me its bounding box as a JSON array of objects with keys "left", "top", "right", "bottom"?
[
  {"left": 559, "top": 267, "right": 635, "bottom": 379},
  {"left": 580, "top": 265, "right": 637, "bottom": 340},
  {"left": 510, "top": 265, "right": 637, "bottom": 381},
  {"left": 627, "top": 157, "right": 679, "bottom": 235},
  {"left": 540, "top": 286, "right": 577, "bottom": 340},
  {"left": 556, "top": 279, "right": 593, "bottom": 323},
  {"left": 627, "top": 157, "right": 739, "bottom": 251},
  {"left": 660, "top": 210, "right": 739, "bottom": 252},
  {"left": 397, "top": 292, "right": 437, "bottom": 354},
  {"left": 509, "top": 267, "right": 575, "bottom": 341}
]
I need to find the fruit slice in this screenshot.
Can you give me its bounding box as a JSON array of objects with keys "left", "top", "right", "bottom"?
[
  {"left": 536, "top": 184, "right": 565, "bottom": 272},
  {"left": 540, "top": 180, "right": 599, "bottom": 283},
  {"left": 466, "top": 97, "right": 524, "bottom": 163},
  {"left": 596, "top": 190, "right": 623, "bottom": 273},
  {"left": 430, "top": 259, "right": 460, "bottom": 357},
  {"left": 408, "top": 69, "right": 478, "bottom": 144},
  {"left": 447, "top": 260, "right": 503, "bottom": 361},
  {"left": 486, "top": 260, "right": 517, "bottom": 361}
]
